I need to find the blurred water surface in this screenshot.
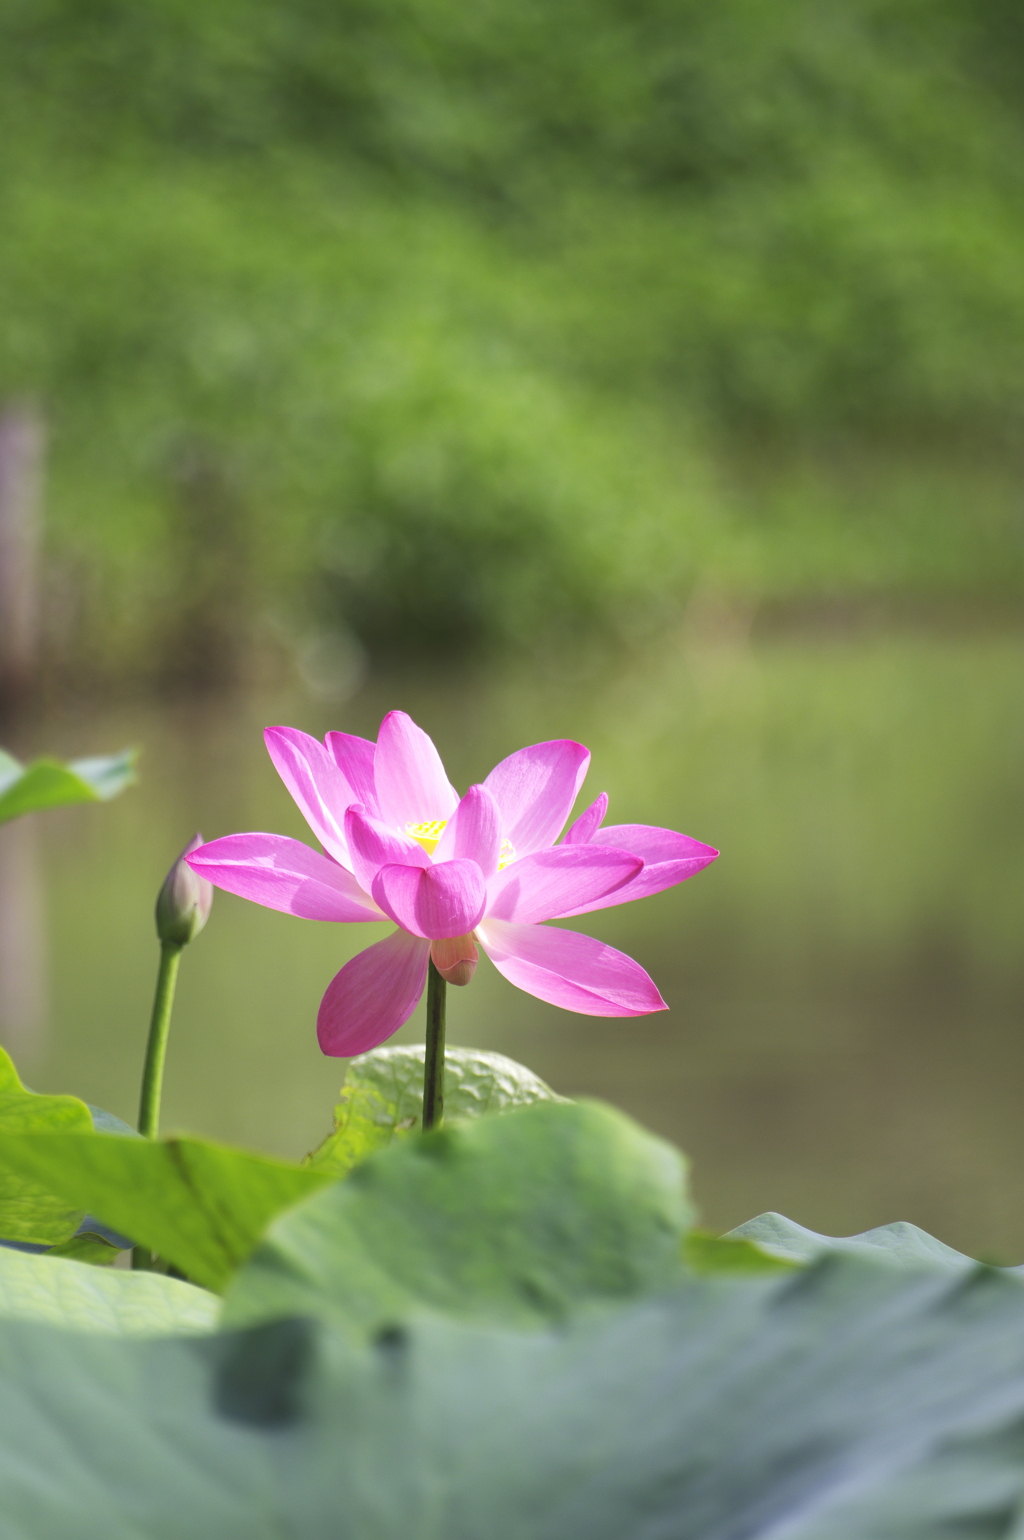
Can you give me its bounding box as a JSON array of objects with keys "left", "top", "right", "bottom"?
[{"left": 4, "top": 630, "right": 1024, "bottom": 1259}]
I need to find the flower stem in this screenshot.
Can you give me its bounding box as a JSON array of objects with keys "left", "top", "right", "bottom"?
[
  {"left": 422, "top": 959, "right": 447, "bottom": 1131},
  {"left": 137, "top": 940, "right": 183, "bottom": 1140}
]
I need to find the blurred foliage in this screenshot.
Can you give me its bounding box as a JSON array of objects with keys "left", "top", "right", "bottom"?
[
  {"left": 0, "top": 748, "right": 135, "bottom": 823},
  {"left": 303, "top": 1044, "right": 563, "bottom": 1175},
  {"left": 1, "top": 0, "right": 1024, "bottom": 676}
]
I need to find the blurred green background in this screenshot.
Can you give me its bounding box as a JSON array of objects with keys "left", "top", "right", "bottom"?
[
  {"left": 2, "top": 0, "right": 1024, "bottom": 1257},
  {"left": 3, "top": 0, "right": 1024, "bottom": 676}
]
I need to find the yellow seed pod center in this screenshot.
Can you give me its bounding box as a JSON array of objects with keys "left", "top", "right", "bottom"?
[{"left": 406, "top": 818, "right": 516, "bottom": 869}]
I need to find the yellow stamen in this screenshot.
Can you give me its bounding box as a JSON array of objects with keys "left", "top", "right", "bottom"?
[
  {"left": 406, "top": 818, "right": 517, "bottom": 870},
  {"left": 406, "top": 818, "right": 447, "bottom": 855}
]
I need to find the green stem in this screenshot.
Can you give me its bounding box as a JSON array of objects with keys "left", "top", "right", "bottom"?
[
  {"left": 133, "top": 940, "right": 183, "bottom": 1271},
  {"left": 137, "top": 940, "right": 183, "bottom": 1140},
  {"left": 422, "top": 959, "right": 447, "bottom": 1131},
  {"left": 137, "top": 938, "right": 183, "bottom": 1138}
]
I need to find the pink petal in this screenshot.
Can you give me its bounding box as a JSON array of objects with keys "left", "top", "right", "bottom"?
[
  {"left": 483, "top": 740, "right": 591, "bottom": 856},
  {"left": 477, "top": 920, "right": 667, "bottom": 1016},
  {"left": 373, "top": 711, "right": 458, "bottom": 829},
  {"left": 344, "top": 805, "right": 431, "bottom": 893},
  {"left": 486, "top": 845, "right": 642, "bottom": 924},
  {"left": 434, "top": 784, "right": 501, "bottom": 878},
  {"left": 591, "top": 824, "right": 718, "bottom": 864},
  {"left": 324, "top": 731, "right": 379, "bottom": 816},
  {"left": 317, "top": 930, "right": 430, "bottom": 1056},
  {"left": 187, "top": 834, "right": 382, "bottom": 922},
  {"left": 560, "top": 825, "right": 719, "bottom": 915},
  {"left": 263, "top": 727, "right": 352, "bottom": 865},
  {"left": 563, "top": 792, "right": 608, "bottom": 844},
  {"left": 372, "top": 859, "right": 487, "bottom": 939}
]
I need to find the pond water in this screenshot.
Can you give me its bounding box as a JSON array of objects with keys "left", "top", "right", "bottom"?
[{"left": 3, "top": 627, "right": 1023, "bottom": 1260}]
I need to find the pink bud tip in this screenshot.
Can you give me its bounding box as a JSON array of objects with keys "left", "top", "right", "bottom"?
[{"left": 155, "top": 833, "right": 214, "bottom": 947}]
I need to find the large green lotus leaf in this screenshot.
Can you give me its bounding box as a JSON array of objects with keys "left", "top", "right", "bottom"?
[
  {"left": 303, "top": 1044, "right": 565, "bottom": 1177},
  {"left": 225, "top": 1099, "right": 692, "bottom": 1335},
  {"left": 5, "top": 1255, "right": 1024, "bottom": 1535},
  {"left": 0, "top": 1245, "right": 215, "bottom": 1334},
  {"left": 55, "top": 1106, "right": 141, "bottom": 1261},
  {"left": 46, "top": 1233, "right": 121, "bottom": 1266},
  {"left": 0, "top": 748, "right": 135, "bottom": 824},
  {"left": 682, "top": 1228, "right": 801, "bottom": 1274},
  {"left": 0, "top": 1132, "right": 331, "bottom": 1291},
  {"left": 729, "top": 1211, "right": 980, "bottom": 1270},
  {"left": 86, "top": 1104, "right": 141, "bottom": 1139},
  {"left": 0, "top": 1047, "right": 93, "bottom": 1244}
]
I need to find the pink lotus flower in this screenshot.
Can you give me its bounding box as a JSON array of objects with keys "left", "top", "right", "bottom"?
[{"left": 186, "top": 712, "right": 717, "bottom": 1056}]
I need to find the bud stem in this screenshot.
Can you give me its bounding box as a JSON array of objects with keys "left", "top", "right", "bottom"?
[
  {"left": 133, "top": 941, "right": 183, "bottom": 1271},
  {"left": 137, "top": 940, "right": 183, "bottom": 1141},
  {"left": 422, "top": 959, "right": 446, "bottom": 1131},
  {"left": 133, "top": 940, "right": 183, "bottom": 1271}
]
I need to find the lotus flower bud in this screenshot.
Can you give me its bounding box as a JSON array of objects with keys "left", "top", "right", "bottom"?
[
  {"left": 430, "top": 933, "right": 478, "bottom": 987},
  {"left": 155, "top": 834, "right": 214, "bottom": 947}
]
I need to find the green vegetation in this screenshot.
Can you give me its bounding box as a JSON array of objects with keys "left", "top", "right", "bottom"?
[
  {"left": 0, "top": 748, "right": 135, "bottom": 823},
  {"left": 0, "top": 1043, "right": 94, "bottom": 1245},
  {"left": 226, "top": 1098, "right": 691, "bottom": 1332},
  {"left": 0, "top": 1127, "right": 331, "bottom": 1288},
  {"left": 2, "top": 0, "right": 1024, "bottom": 677},
  {"left": 0, "top": 1243, "right": 216, "bottom": 1331},
  {"left": 303, "top": 1043, "right": 563, "bottom": 1176},
  {"left": 3, "top": 1048, "right": 1024, "bottom": 1534}
]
